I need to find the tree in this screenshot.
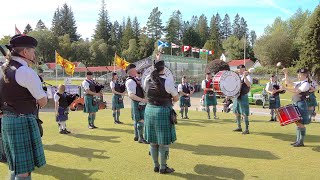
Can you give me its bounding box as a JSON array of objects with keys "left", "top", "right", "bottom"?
[
  {"left": 215, "top": 13, "right": 223, "bottom": 40},
  {"left": 222, "top": 14, "right": 232, "bottom": 40},
  {"left": 232, "top": 14, "right": 241, "bottom": 39},
  {"left": 51, "top": 8, "right": 63, "bottom": 36},
  {"left": 89, "top": 39, "right": 108, "bottom": 66},
  {"left": 249, "top": 30, "right": 257, "bottom": 46},
  {"left": 93, "top": 0, "right": 111, "bottom": 43},
  {"left": 239, "top": 17, "right": 248, "bottom": 39},
  {"left": 146, "top": 7, "right": 164, "bottom": 39},
  {"left": 222, "top": 35, "right": 245, "bottom": 60},
  {"left": 0, "top": 36, "right": 11, "bottom": 44},
  {"left": 138, "top": 33, "right": 153, "bottom": 59},
  {"left": 190, "top": 15, "right": 198, "bottom": 29},
  {"left": 70, "top": 39, "right": 91, "bottom": 64},
  {"left": 182, "top": 27, "right": 201, "bottom": 48},
  {"left": 122, "top": 39, "right": 139, "bottom": 62},
  {"left": 132, "top": 16, "right": 140, "bottom": 41},
  {"left": 165, "top": 10, "right": 183, "bottom": 45},
  {"left": 121, "top": 17, "right": 135, "bottom": 50},
  {"left": 35, "top": 20, "right": 47, "bottom": 30},
  {"left": 23, "top": 24, "right": 33, "bottom": 34},
  {"left": 197, "top": 14, "right": 209, "bottom": 46}
]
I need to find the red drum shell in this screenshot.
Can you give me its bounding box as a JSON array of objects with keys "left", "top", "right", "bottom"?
[
  {"left": 275, "top": 104, "right": 302, "bottom": 126},
  {"left": 213, "top": 71, "right": 241, "bottom": 97}
]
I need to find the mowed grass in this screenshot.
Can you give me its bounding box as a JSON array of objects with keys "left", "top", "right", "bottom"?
[{"left": 1, "top": 109, "right": 320, "bottom": 180}]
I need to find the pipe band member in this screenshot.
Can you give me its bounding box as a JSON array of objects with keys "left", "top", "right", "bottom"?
[
  {"left": 201, "top": 73, "right": 218, "bottom": 119},
  {"left": 233, "top": 65, "right": 253, "bottom": 134},
  {"left": 143, "top": 53, "right": 179, "bottom": 174},
  {"left": 110, "top": 72, "right": 125, "bottom": 124},
  {"left": 307, "top": 76, "right": 318, "bottom": 121},
  {"left": 283, "top": 68, "right": 310, "bottom": 147},
  {"left": 0, "top": 34, "right": 48, "bottom": 179},
  {"left": 125, "top": 64, "right": 148, "bottom": 144},
  {"left": 265, "top": 74, "right": 281, "bottom": 122},
  {"left": 82, "top": 71, "right": 101, "bottom": 129},
  {"left": 54, "top": 84, "right": 71, "bottom": 134},
  {"left": 178, "top": 76, "right": 194, "bottom": 119},
  {"left": 0, "top": 113, "right": 7, "bottom": 163}
]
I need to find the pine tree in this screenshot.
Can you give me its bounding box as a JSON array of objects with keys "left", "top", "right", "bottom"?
[
  {"left": 209, "top": 15, "right": 222, "bottom": 58},
  {"left": 132, "top": 16, "right": 140, "bottom": 41},
  {"left": 121, "top": 17, "right": 135, "bottom": 50},
  {"left": 146, "top": 7, "right": 163, "bottom": 39},
  {"left": 35, "top": 19, "right": 47, "bottom": 30},
  {"left": 23, "top": 24, "right": 33, "bottom": 34},
  {"left": 165, "top": 16, "right": 178, "bottom": 44},
  {"left": 250, "top": 30, "right": 257, "bottom": 46},
  {"left": 239, "top": 17, "right": 248, "bottom": 39},
  {"left": 222, "top": 14, "right": 232, "bottom": 40},
  {"left": 215, "top": 13, "right": 223, "bottom": 41},
  {"left": 232, "top": 14, "right": 241, "bottom": 39},
  {"left": 51, "top": 8, "right": 63, "bottom": 36},
  {"left": 197, "top": 14, "right": 209, "bottom": 47},
  {"left": 93, "top": 0, "right": 111, "bottom": 43},
  {"left": 190, "top": 15, "right": 198, "bottom": 29}
]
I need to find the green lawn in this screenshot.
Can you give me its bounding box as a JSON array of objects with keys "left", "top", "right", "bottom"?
[{"left": 1, "top": 109, "right": 320, "bottom": 179}]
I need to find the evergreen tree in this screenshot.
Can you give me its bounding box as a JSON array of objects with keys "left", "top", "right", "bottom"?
[
  {"left": 132, "top": 16, "right": 140, "bottom": 41},
  {"left": 165, "top": 16, "right": 178, "bottom": 44},
  {"left": 232, "top": 14, "right": 241, "bottom": 39},
  {"left": 146, "top": 7, "right": 164, "bottom": 39},
  {"left": 23, "top": 24, "right": 33, "bottom": 34},
  {"left": 51, "top": 8, "right": 63, "bottom": 36},
  {"left": 35, "top": 19, "right": 47, "bottom": 30},
  {"left": 239, "top": 17, "right": 248, "bottom": 39},
  {"left": 190, "top": 15, "right": 198, "bottom": 29},
  {"left": 197, "top": 14, "right": 209, "bottom": 47},
  {"left": 215, "top": 13, "right": 223, "bottom": 40},
  {"left": 182, "top": 27, "right": 201, "bottom": 57},
  {"left": 209, "top": 15, "right": 222, "bottom": 58},
  {"left": 121, "top": 17, "right": 135, "bottom": 50},
  {"left": 93, "top": 0, "right": 111, "bottom": 43},
  {"left": 222, "top": 14, "right": 232, "bottom": 40},
  {"left": 250, "top": 30, "right": 257, "bottom": 46}
]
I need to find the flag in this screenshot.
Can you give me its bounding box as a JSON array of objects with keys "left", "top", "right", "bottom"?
[
  {"left": 171, "top": 43, "right": 180, "bottom": 48},
  {"left": 199, "top": 49, "right": 208, "bottom": 54},
  {"left": 220, "top": 53, "right": 227, "bottom": 62},
  {"left": 192, "top": 48, "right": 200, "bottom": 53},
  {"left": 55, "top": 51, "right": 75, "bottom": 76},
  {"left": 15, "top": 25, "right": 21, "bottom": 35},
  {"left": 158, "top": 40, "right": 169, "bottom": 48},
  {"left": 114, "top": 53, "right": 129, "bottom": 70},
  {"left": 208, "top": 50, "right": 214, "bottom": 55},
  {"left": 182, "top": 46, "right": 191, "bottom": 52}
]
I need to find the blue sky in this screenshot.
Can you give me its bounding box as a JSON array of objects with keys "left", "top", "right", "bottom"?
[{"left": 1, "top": 0, "right": 319, "bottom": 40}]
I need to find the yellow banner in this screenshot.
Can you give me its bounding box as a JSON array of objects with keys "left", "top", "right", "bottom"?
[
  {"left": 114, "top": 53, "right": 129, "bottom": 70},
  {"left": 55, "top": 51, "right": 75, "bottom": 76}
]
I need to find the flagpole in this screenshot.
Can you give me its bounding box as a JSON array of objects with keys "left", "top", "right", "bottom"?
[
  {"left": 114, "top": 52, "right": 116, "bottom": 72},
  {"left": 55, "top": 50, "right": 57, "bottom": 86},
  {"left": 206, "top": 52, "right": 208, "bottom": 65},
  {"left": 244, "top": 34, "right": 246, "bottom": 66},
  {"left": 171, "top": 42, "right": 173, "bottom": 56}
]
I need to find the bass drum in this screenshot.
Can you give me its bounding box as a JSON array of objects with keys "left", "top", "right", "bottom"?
[
  {"left": 141, "top": 65, "right": 174, "bottom": 87},
  {"left": 213, "top": 71, "right": 241, "bottom": 97}
]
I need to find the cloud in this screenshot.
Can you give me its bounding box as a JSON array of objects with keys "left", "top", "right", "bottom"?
[{"left": 260, "top": 0, "right": 293, "bottom": 16}]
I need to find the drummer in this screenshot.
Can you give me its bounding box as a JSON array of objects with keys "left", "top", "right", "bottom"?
[
  {"left": 283, "top": 68, "right": 310, "bottom": 147},
  {"left": 178, "top": 76, "right": 194, "bottom": 119},
  {"left": 265, "top": 74, "right": 282, "bottom": 121},
  {"left": 201, "top": 73, "right": 218, "bottom": 119},
  {"left": 307, "top": 75, "right": 318, "bottom": 121}
]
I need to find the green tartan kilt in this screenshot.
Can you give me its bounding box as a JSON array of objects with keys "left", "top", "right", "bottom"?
[
  {"left": 112, "top": 94, "right": 124, "bottom": 110},
  {"left": 0, "top": 119, "right": 6, "bottom": 162},
  {"left": 295, "top": 100, "right": 310, "bottom": 125},
  {"left": 179, "top": 96, "right": 191, "bottom": 107},
  {"left": 131, "top": 101, "right": 145, "bottom": 121},
  {"left": 233, "top": 94, "right": 250, "bottom": 116},
  {"left": 144, "top": 104, "right": 176, "bottom": 145},
  {"left": 83, "top": 95, "right": 99, "bottom": 113},
  {"left": 1, "top": 112, "right": 46, "bottom": 174},
  {"left": 269, "top": 95, "right": 280, "bottom": 109},
  {"left": 307, "top": 93, "right": 318, "bottom": 107},
  {"left": 204, "top": 93, "right": 217, "bottom": 106}
]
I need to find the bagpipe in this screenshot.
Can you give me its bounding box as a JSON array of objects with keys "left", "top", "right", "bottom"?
[{"left": 92, "top": 80, "right": 105, "bottom": 93}]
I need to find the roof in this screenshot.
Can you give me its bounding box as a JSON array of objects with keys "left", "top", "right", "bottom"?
[
  {"left": 74, "top": 66, "right": 121, "bottom": 72},
  {"left": 228, "top": 59, "right": 253, "bottom": 67}
]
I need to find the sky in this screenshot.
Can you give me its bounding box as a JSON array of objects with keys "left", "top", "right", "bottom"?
[{"left": 1, "top": 0, "right": 319, "bottom": 40}]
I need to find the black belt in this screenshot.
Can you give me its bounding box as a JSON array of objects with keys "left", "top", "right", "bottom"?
[{"left": 148, "top": 101, "right": 172, "bottom": 107}]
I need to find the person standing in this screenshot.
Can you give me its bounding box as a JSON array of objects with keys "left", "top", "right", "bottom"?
[
  {"left": 307, "top": 76, "right": 318, "bottom": 121},
  {"left": 110, "top": 72, "right": 125, "bottom": 124},
  {"left": 144, "top": 53, "right": 179, "bottom": 174},
  {"left": 125, "top": 64, "right": 148, "bottom": 143},
  {"left": 283, "top": 68, "right": 311, "bottom": 147},
  {"left": 82, "top": 72, "right": 102, "bottom": 129},
  {"left": 233, "top": 65, "right": 252, "bottom": 134},
  {"left": 178, "top": 76, "right": 194, "bottom": 119},
  {"left": 0, "top": 34, "right": 47, "bottom": 179},
  {"left": 265, "top": 74, "right": 281, "bottom": 121},
  {"left": 0, "top": 114, "right": 7, "bottom": 163},
  {"left": 54, "top": 84, "right": 71, "bottom": 134},
  {"left": 201, "top": 73, "right": 218, "bottom": 119}
]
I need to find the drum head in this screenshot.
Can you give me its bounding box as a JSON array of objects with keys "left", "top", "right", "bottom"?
[
  {"left": 141, "top": 66, "right": 174, "bottom": 85},
  {"left": 214, "top": 71, "right": 241, "bottom": 97}
]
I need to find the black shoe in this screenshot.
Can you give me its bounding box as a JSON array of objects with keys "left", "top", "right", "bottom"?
[
  {"left": 59, "top": 130, "right": 68, "bottom": 134},
  {"left": 138, "top": 139, "right": 148, "bottom": 144},
  {"left": 233, "top": 128, "right": 243, "bottom": 132},
  {"left": 154, "top": 167, "right": 160, "bottom": 173},
  {"left": 293, "top": 141, "right": 305, "bottom": 147},
  {"left": 184, "top": 116, "right": 189, "bottom": 119},
  {"left": 64, "top": 129, "right": 71, "bottom": 134},
  {"left": 290, "top": 141, "right": 298, "bottom": 145},
  {"left": 180, "top": 116, "right": 184, "bottom": 119},
  {"left": 269, "top": 119, "right": 275, "bottom": 122},
  {"left": 160, "top": 166, "right": 175, "bottom": 174},
  {"left": 242, "top": 129, "right": 250, "bottom": 134},
  {"left": 88, "top": 125, "right": 94, "bottom": 129},
  {"left": 92, "top": 125, "right": 98, "bottom": 128},
  {"left": 208, "top": 116, "right": 211, "bottom": 119},
  {"left": 118, "top": 121, "right": 124, "bottom": 124},
  {"left": 134, "top": 137, "right": 138, "bottom": 141}
]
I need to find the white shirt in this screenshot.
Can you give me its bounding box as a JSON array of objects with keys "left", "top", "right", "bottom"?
[
  {"left": 265, "top": 81, "right": 279, "bottom": 93},
  {"left": 143, "top": 75, "right": 178, "bottom": 97},
  {"left": 294, "top": 80, "right": 310, "bottom": 92},
  {"left": 82, "top": 79, "right": 91, "bottom": 95},
  {"left": 240, "top": 74, "right": 253, "bottom": 85},
  {"left": 201, "top": 79, "right": 210, "bottom": 90},
  {"left": 54, "top": 92, "right": 60, "bottom": 102},
  {"left": 125, "top": 78, "right": 137, "bottom": 96},
  {"left": 0, "top": 57, "right": 46, "bottom": 100},
  {"left": 178, "top": 83, "right": 190, "bottom": 93},
  {"left": 110, "top": 81, "right": 115, "bottom": 89}
]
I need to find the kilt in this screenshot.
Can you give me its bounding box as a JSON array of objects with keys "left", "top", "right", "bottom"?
[
  {"left": 56, "top": 107, "right": 68, "bottom": 122},
  {"left": 204, "top": 93, "right": 217, "bottom": 106},
  {"left": 83, "top": 95, "right": 99, "bottom": 113},
  {"left": 112, "top": 94, "right": 124, "bottom": 110},
  {"left": 179, "top": 96, "right": 191, "bottom": 107},
  {"left": 1, "top": 112, "right": 46, "bottom": 174},
  {"left": 269, "top": 95, "right": 280, "bottom": 109},
  {"left": 295, "top": 100, "right": 310, "bottom": 125},
  {"left": 307, "top": 93, "right": 318, "bottom": 107},
  {"left": 144, "top": 104, "right": 176, "bottom": 145},
  {"left": 233, "top": 94, "right": 250, "bottom": 116},
  {"left": 131, "top": 100, "right": 145, "bottom": 122}
]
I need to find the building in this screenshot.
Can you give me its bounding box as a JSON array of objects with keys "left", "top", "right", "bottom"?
[{"left": 228, "top": 59, "right": 254, "bottom": 71}]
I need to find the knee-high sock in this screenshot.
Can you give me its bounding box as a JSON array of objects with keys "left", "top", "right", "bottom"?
[
  {"left": 116, "top": 111, "right": 120, "bottom": 122},
  {"left": 137, "top": 122, "right": 144, "bottom": 139},
  {"left": 15, "top": 174, "right": 31, "bottom": 180},
  {"left": 308, "top": 108, "right": 314, "bottom": 121},
  {"left": 185, "top": 107, "right": 188, "bottom": 117},
  {"left": 150, "top": 144, "right": 160, "bottom": 168},
  {"left": 159, "top": 145, "right": 169, "bottom": 169},
  {"left": 206, "top": 107, "right": 210, "bottom": 117},
  {"left": 88, "top": 114, "right": 92, "bottom": 125},
  {"left": 236, "top": 115, "right": 241, "bottom": 128},
  {"left": 180, "top": 108, "right": 184, "bottom": 117},
  {"left": 296, "top": 127, "right": 301, "bottom": 142},
  {"left": 9, "top": 171, "right": 15, "bottom": 180},
  {"left": 59, "top": 121, "right": 66, "bottom": 130},
  {"left": 271, "top": 109, "right": 275, "bottom": 119},
  {"left": 92, "top": 113, "right": 96, "bottom": 124},
  {"left": 134, "top": 121, "right": 138, "bottom": 138},
  {"left": 300, "top": 127, "right": 306, "bottom": 143},
  {"left": 112, "top": 112, "right": 117, "bottom": 122},
  {"left": 244, "top": 116, "right": 249, "bottom": 130},
  {"left": 213, "top": 106, "right": 217, "bottom": 116}
]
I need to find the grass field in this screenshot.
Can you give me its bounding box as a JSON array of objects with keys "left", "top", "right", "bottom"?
[{"left": 1, "top": 109, "right": 320, "bottom": 179}]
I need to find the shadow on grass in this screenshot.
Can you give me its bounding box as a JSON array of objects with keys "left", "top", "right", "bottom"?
[
  {"left": 69, "top": 133, "right": 120, "bottom": 143},
  {"left": 35, "top": 164, "right": 102, "bottom": 179},
  {"left": 173, "top": 164, "right": 245, "bottom": 180},
  {"left": 97, "top": 128, "right": 133, "bottom": 134},
  {"left": 43, "top": 144, "right": 109, "bottom": 161},
  {"left": 312, "top": 146, "right": 320, "bottom": 152},
  {"left": 171, "top": 143, "right": 279, "bottom": 160},
  {"left": 179, "top": 119, "right": 214, "bottom": 124},
  {"left": 256, "top": 132, "right": 320, "bottom": 143}
]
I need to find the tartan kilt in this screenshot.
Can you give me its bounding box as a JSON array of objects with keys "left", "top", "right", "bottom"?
[
  {"left": 112, "top": 94, "right": 124, "bottom": 110},
  {"left": 131, "top": 100, "right": 145, "bottom": 121},
  {"left": 0, "top": 119, "right": 6, "bottom": 162},
  {"left": 204, "top": 93, "right": 217, "bottom": 106},
  {"left": 179, "top": 96, "right": 191, "bottom": 107},
  {"left": 144, "top": 104, "right": 176, "bottom": 145},
  {"left": 83, "top": 95, "right": 99, "bottom": 113},
  {"left": 269, "top": 95, "right": 280, "bottom": 109},
  {"left": 295, "top": 100, "right": 310, "bottom": 125},
  {"left": 233, "top": 94, "right": 250, "bottom": 116},
  {"left": 56, "top": 107, "right": 69, "bottom": 122},
  {"left": 1, "top": 112, "right": 46, "bottom": 174},
  {"left": 307, "top": 93, "right": 318, "bottom": 107}
]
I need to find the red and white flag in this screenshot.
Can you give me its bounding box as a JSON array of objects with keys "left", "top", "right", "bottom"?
[
  {"left": 192, "top": 48, "right": 200, "bottom": 53},
  {"left": 199, "top": 49, "right": 208, "bottom": 54},
  {"left": 208, "top": 50, "right": 214, "bottom": 55},
  {"left": 182, "top": 46, "right": 191, "bottom": 52},
  {"left": 15, "top": 25, "right": 21, "bottom": 35},
  {"left": 171, "top": 43, "right": 180, "bottom": 48}
]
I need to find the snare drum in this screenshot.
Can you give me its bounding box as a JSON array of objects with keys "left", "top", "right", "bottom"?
[
  {"left": 275, "top": 104, "right": 302, "bottom": 126},
  {"left": 213, "top": 71, "right": 241, "bottom": 97}
]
